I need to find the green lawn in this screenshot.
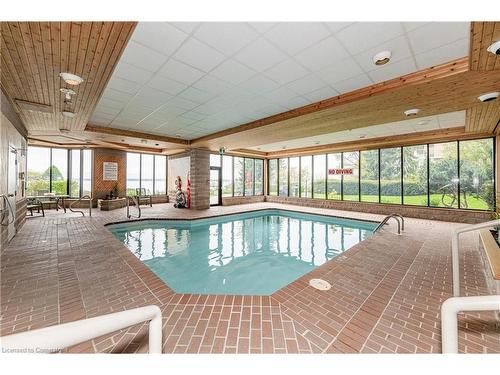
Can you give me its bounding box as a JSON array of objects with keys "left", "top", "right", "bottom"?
[{"left": 310, "top": 193, "right": 491, "bottom": 210}]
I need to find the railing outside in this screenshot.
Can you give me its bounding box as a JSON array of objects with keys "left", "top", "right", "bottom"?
[
  {"left": 1, "top": 305, "right": 162, "bottom": 353},
  {"left": 441, "top": 295, "right": 500, "bottom": 353},
  {"left": 451, "top": 219, "right": 500, "bottom": 296}
]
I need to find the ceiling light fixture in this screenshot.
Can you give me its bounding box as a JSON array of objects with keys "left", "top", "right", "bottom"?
[
  {"left": 61, "top": 111, "right": 76, "bottom": 118},
  {"left": 487, "top": 40, "right": 500, "bottom": 55},
  {"left": 59, "top": 72, "right": 84, "bottom": 86},
  {"left": 175, "top": 134, "right": 181, "bottom": 138},
  {"left": 140, "top": 139, "right": 148, "bottom": 144},
  {"left": 372, "top": 50, "right": 391, "bottom": 66},
  {"left": 59, "top": 128, "right": 70, "bottom": 133},
  {"left": 60, "top": 88, "right": 76, "bottom": 103},
  {"left": 477, "top": 92, "right": 499, "bottom": 102},
  {"left": 359, "top": 134, "right": 366, "bottom": 139},
  {"left": 417, "top": 120, "right": 430, "bottom": 126},
  {"left": 404, "top": 108, "right": 420, "bottom": 117}
]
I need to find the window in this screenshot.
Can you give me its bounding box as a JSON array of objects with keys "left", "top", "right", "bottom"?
[
  {"left": 459, "top": 138, "right": 494, "bottom": 210},
  {"left": 327, "top": 153, "right": 341, "bottom": 200},
  {"left": 233, "top": 157, "right": 244, "bottom": 196},
  {"left": 289, "top": 157, "right": 299, "bottom": 197},
  {"left": 380, "top": 147, "right": 402, "bottom": 204},
  {"left": 210, "top": 154, "right": 221, "bottom": 167},
  {"left": 269, "top": 159, "right": 278, "bottom": 196},
  {"left": 300, "top": 156, "right": 312, "bottom": 198},
  {"left": 222, "top": 155, "right": 233, "bottom": 197},
  {"left": 278, "top": 158, "right": 288, "bottom": 196},
  {"left": 360, "top": 150, "right": 379, "bottom": 202},
  {"left": 255, "top": 159, "right": 263, "bottom": 195},
  {"left": 126, "top": 152, "right": 167, "bottom": 196},
  {"left": 403, "top": 145, "right": 428, "bottom": 206},
  {"left": 27, "top": 146, "right": 92, "bottom": 198},
  {"left": 342, "top": 152, "right": 359, "bottom": 201},
  {"left": 244, "top": 158, "right": 254, "bottom": 196},
  {"left": 429, "top": 142, "right": 458, "bottom": 208},
  {"left": 154, "top": 155, "right": 167, "bottom": 195},
  {"left": 313, "top": 154, "right": 326, "bottom": 199},
  {"left": 27, "top": 147, "right": 51, "bottom": 196}
]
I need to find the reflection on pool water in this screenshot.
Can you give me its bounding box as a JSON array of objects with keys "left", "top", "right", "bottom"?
[{"left": 107, "top": 210, "right": 377, "bottom": 295}]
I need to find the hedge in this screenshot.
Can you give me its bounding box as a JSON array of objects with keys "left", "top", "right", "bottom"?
[{"left": 312, "top": 180, "right": 426, "bottom": 196}]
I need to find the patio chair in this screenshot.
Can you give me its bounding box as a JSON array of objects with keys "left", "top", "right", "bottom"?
[
  {"left": 135, "top": 188, "right": 153, "bottom": 207},
  {"left": 26, "top": 197, "right": 45, "bottom": 217}
]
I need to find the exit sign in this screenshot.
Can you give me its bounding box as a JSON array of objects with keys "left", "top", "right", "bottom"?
[{"left": 328, "top": 168, "right": 353, "bottom": 175}]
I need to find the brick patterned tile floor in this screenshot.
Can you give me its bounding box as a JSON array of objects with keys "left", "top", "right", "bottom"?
[{"left": 1, "top": 203, "right": 499, "bottom": 353}]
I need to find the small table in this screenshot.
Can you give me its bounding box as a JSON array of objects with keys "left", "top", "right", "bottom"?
[{"left": 27, "top": 195, "right": 69, "bottom": 213}]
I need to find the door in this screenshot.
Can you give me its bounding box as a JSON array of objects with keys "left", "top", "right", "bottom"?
[
  {"left": 7, "top": 145, "right": 17, "bottom": 241},
  {"left": 209, "top": 168, "right": 221, "bottom": 206}
]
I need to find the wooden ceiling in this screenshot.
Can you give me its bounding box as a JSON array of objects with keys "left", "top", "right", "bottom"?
[
  {"left": 0, "top": 22, "right": 136, "bottom": 134},
  {"left": 470, "top": 22, "right": 500, "bottom": 71}
]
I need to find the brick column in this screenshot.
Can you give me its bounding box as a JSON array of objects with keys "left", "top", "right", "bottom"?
[{"left": 189, "top": 149, "right": 210, "bottom": 210}]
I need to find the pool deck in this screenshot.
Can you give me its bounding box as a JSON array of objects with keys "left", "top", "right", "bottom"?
[{"left": 1, "top": 202, "right": 499, "bottom": 353}]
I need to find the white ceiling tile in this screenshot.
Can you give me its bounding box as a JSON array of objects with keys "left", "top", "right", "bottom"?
[
  {"left": 173, "top": 38, "right": 226, "bottom": 72},
  {"left": 303, "top": 86, "right": 339, "bottom": 102},
  {"left": 285, "top": 74, "right": 326, "bottom": 95},
  {"left": 264, "top": 59, "right": 310, "bottom": 85},
  {"left": 367, "top": 58, "right": 417, "bottom": 83},
  {"left": 158, "top": 59, "right": 205, "bottom": 85},
  {"left": 353, "top": 35, "right": 413, "bottom": 72},
  {"left": 331, "top": 73, "right": 373, "bottom": 94},
  {"left": 131, "top": 22, "right": 188, "bottom": 57},
  {"left": 264, "top": 86, "right": 300, "bottom": 103},
  {"left": 100, "top": 88, "right": 134, "bottom": 103},
  {"left": 165, "top": 96, "right": 200, "bottom": 111},
  {"left": 414, "top": 38, "right": 469, "bottom": 70},
  {"left": 323, "top": 22, "right": 354, "bottom": 34},
  {"left": 106, "top": 76, "right": 142, "bottom": 95},
  {"left": 170, "top": 22, "right": 200, "bottom": 34},
  {"left": 120, "top": 40, "right": 169, "bottom": 72},
  {"left": 234, "top": 37, "right": 288, "bottom": 72},
  {"left": 237, "top": 75, "right": 280, "bottom": 94},
  {"left": 316, "top": 57, "right": 364, "bottom": 85},
  {"left": 294, "top": 36, "right": 351, "bottom": 72},
  {"left": 178, "top": 86, "right": 215, "bottom": 104},
  {"left": 264, "top": 23, "right": 330, "bottom": 55},
  {"left": 180, "top": 111, "right": 206, "bottom": 121},
  {"left": 247, "top": 22, "right": 276, "bottom": 34},
  {"left": 113, "top": 61, "right": 153, "bottom": 84},
  {"left": 97, "top": 97, "right": 127, "bottom": 111},
  {"left": 147, "top": 75, "right": 188, "bottom": 96},
  {"left": 401, "top": 22, "right": 431, "bottom": 32},
  {"left": 336, "top": 22, "right": 405, "bottom": 55},
  {"left": 210, "top": 59, "right": 256, "bottom": 85},
  {"left": 192, "top": 75, "right": 234, "bottom": 95},
  {"left": 281, "top": 96, "right": 311, "bottom": 109},
  {"left": 407, "top": 22, "right": 469, "bottom": 54},
  {"left": 194, "top": 23, "right": 258, "bottom": 55}
]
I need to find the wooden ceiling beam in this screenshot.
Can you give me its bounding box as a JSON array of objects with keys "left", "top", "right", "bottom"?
[{"left": 84, "top": 124, "right": 189, "bottom": 145}]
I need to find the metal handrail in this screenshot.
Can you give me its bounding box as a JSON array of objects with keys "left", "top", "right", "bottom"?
[
  {"left": 0, "top": 305, "right": 162, "bottom": 353},
  {"left": 127, "top": 195, "right": 141, "bottom": 219},
  {"left": 0, "top": 194, "right": 15, "bottom": 226},
  {"left": 68, "top": 195, "right": 92, "bottom": 217},
  {"left": 451, "top": 219, "right": 500, "bottom": 296},
  {"left": 373, "top": 214, "right": 404, "bottom": 235},
  {"left": 441, "top": 295, "right": 500, "bottom": 353}
]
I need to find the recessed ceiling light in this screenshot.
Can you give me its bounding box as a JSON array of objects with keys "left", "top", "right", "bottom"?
[
  {"left": 175, "top": 134, "right": 181, "bottom": 138},
  {"left": 359, "top": 134, "right": 366, "bottom": 139},
  {"left": 478, "top": 92, "right": 499, "bottom": 102},
  {"left": 61, "top": 111, "right": 76, "bottom": 118},
  {"left": 59, "top": 128, "right": 70, "bottom": 133},
  {"left": 140, "top": 139, "right": 148, "bottom": 144},
  {"left": 59, "top": 72, "right": 84, "bottom": 86},
  {"left": 155, "top": 143, "right": 160, "bottom": 146},
  {"left": 487, "top": 40, "right": 500, "bottom": 55},
  {"left": 60, "top": 88, "right": 76, "bottom": 102},
  {"left": 404, "top": 108, "right": 420, "bottom": 117},
  {"left": 256, "top": 147, "right": 261, "bottom": 150},
  {"left": 417, "top": 120, "right": 430, "bottom": 126},
  {"left": 282, "top": 146, "right": 287, "bottom": 150},
  {"left": 121, "top": 139, "right": 125, "bottom": 142},
  {"left": 373, "top": 50, "right": 391, "bottom": 66}
]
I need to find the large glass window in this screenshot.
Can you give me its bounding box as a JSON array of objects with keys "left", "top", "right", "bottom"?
[
  {"left": 459, "top": 138, "right": 494, "bottom": 210},
  {"left": 255, "top": 159, "right": 263, "bottom": 195},
  {"left": 380, "top": 147, "right": 402, "bottom": 204},
  {"left": 154, "top": 155, "right": 167, "bottom": 195},
  {"left": 233, "top": 157, "right": 244, "bottom": 196},
  {"left": 278, "top": 158, "right": 288, "bottom": 196},
  {"left": 244, "top": 158, "right": 254, "bottom": 196},
  {"left": 313, "top": 154, "right": 326, "bottom": 199},
  {"left": 269, "top": 159, "right": 278, "bottom": 196},
  {"left": 429, "top": 142, "right": 458, "bottom": 208},
  {"left": 126, "top": 153, "right": 141, "bottom": 196},
  {"left": 360, "top": 150, "right": 379, "bottom": 202},
  {"left": 222, "top": 155, "right": 233, "bottom": 197},
  {"left": 141, "top": 154, "right": 154, "bottom": 194},
  {"left": 27, "top": 147, "right": 91, "bottom": 198},
  {"left": 300, "top": 156, "right": 312, "bottom": 198},
  {"left": 289, "top": 157, "right": 299, "bottom": 197},
  {"left": 327, "top": 153, "right": 342, "bottom": 200},
  {"left": 342, "top": 152, "right": 359, "bottom": 201},
  {"left": 27, "top": 146, "right": 51, "bottom": 196},
  {"left": 403, "top": 145, "right": 428, "bottom": 206}
]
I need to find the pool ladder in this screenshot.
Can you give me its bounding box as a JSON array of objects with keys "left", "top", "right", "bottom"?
[
  {"left": 373, "top": 214, "right": 404, "bottom": 235},
  {"left": 126, "top": 196, "right": 141, "bottom": 219}
]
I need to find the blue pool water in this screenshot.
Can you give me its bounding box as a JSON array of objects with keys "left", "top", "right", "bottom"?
[{"left": 107, "top": 210, "right": 376, "bottom": 295}]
